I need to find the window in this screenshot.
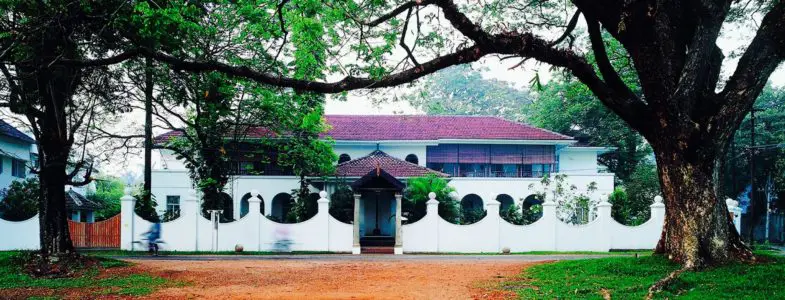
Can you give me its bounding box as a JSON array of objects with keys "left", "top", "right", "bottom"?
[
  {"left": 11, "top": 159, "right": 25, "bottom": 178},
  {"left": 405, "top": 154, "right": 419, "bottom": 165},
  {"left": 166, "top": 196, "right": 181, "bottom": 213},
  {"left": 338, "top": 153, "right": 351, "bottom": 164}
]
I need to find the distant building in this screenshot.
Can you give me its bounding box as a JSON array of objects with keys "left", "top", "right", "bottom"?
[{"left": 0, "top": 119, "right": 35, "bottom": 190}]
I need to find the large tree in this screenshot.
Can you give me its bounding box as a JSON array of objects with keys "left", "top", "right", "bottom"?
[
  {"left": 136, "top": 0, "right": 785, "bottom": 267},
  {"left": 0, "top": 0, "right": 134, "bottom": 257},
  {"left": 405, "top": 64, "right": 532, "bottom": 121}
]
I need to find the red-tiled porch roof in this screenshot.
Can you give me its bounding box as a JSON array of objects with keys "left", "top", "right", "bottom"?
[
  {"left": 154, "top": 115, "right": 573, "bottom": 144},
  {"left": 336, "top": 150, "right": 448, "bottom": 178}
]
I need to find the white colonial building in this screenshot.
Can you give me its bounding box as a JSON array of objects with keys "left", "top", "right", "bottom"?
[{"left": 150, "top": 115, "right": 616, "bottom": 254}]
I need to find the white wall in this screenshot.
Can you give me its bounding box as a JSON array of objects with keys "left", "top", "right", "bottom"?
[
  {"left": 0, "top": 215, "right": 40, "bottom": 250},
  {"left": 333, "top": 143, "right": 427, "bottom": 166},
  {"left": 402, "top": 195, "right": 666, "bottom": 253},
  {"left": 558, "top": 148, "right": 600, "bottom": 175},
  {"left": 0, "top": 136, "right": 33, "bottom": 190},
  {"left": 448, "top": 174, "right": 614, "bottom": 206}
]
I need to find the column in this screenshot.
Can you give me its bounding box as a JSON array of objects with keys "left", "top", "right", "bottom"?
[
  {"left": 394, "top": 193, "right": 403, "bottom": 255},
  {"left": 183, "top": 191, "right": 200, "bottom": 251},
  {"left": 596, "top": 195, "right": 613, "bottom": 251},
  {"left": 725, "top": 198, "right": 742, "bottom": 234},
  {"left": 248, "top": 190, "right": 262, "bottom": 251},
  {"left": 424, "top": 193, "right": 440, "bottom": 252},
  {"left": 650, "top": 196, "right": 666, "bottom": 225},
  {"left": 120, "top": 188, "right": 136, "bottom": 250},
  {"left": 540, "top": 191, "right": 558, "bottom": 251},
  {"left": 317, "top": 191, "right": 330, "bottom": 251},
  {"left": 352, "top": 193, "right": 361, "bottom": 255},
  {"left": 485, "top": 198, "right": 501, "bottom": 253}
]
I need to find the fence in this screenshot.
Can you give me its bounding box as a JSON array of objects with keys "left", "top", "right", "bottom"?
[
  {"left": 118, "top": 190, "right": 671, "bottom": 253},
  {"left": 0, "top": 193, "right": 744, "bottom": 253},
  {"left": 68, "top": 215, "right": 121, "bottom": 248}
]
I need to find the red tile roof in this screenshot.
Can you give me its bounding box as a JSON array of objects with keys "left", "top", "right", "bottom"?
[
  {"left": 336, "top": 150, "right": 448, "bottom": 178},
  {"left": 323, "top": 115, "right": 572, "bottom": 141},
  {"left": 155, "top": 115, "right": 573, "bottom": 144}
]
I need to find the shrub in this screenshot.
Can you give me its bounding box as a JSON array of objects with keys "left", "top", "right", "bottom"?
[
  {"left": 461, "top": 207, "right": 487, "bottom": 225},
  {"left": 403, "top": 174, "right": 460, "bottom": 224},
  {"left": 0, "top": 178, "right": 39, "bottom": 221},
  {"left": 329, "top": 181, "right": 354, "bottom": 223},
  {"left": 501, "top": 203, "right": 524, "bottom": 225}
]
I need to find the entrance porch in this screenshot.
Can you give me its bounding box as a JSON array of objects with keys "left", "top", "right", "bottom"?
[{"left": 351, "top": 168, "right": 403, "bottom": 254}]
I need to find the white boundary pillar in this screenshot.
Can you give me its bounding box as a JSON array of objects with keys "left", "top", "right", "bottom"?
[
  {"left": 352, "top": 193, "right": 361, "bottom": 255},
  {"left": 120, "top": 188, "right": 135, "bottom": 250}
]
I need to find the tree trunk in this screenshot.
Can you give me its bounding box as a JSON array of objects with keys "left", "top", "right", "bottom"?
[
  {"left": 143, "top": 57, "right": 154, "bottom": 204},
  {"left": 653, "top": 146, "right": 752, "bottom": 266},
  {"left": 38, "top": 154, "right": 74, "bottom": 256}
]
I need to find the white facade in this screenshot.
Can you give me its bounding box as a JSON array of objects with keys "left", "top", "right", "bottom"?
[
  {"left": 151, "top": 143, "right": 614, "bottom": 220},
  {"left": 0, "top": 135, "right": 34, "bottom": 190}
]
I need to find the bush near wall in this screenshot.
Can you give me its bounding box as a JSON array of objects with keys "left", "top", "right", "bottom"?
[{"left": 0, "top": 178, "right": 38, "bottom": 221}]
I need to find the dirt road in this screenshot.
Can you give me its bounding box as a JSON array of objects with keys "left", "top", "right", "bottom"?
[{"left": 129, "top": 257, "right": 545, "bottom": 299}]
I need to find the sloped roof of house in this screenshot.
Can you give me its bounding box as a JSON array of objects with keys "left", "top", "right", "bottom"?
[
  {"left": 336, "top": 150, "right": 448, "bottom": 178},
  {"left": 65, "top": 189, "right": 102, "bottom": 211},
  {"left": 154, "top": 115, "right": 573, "bottom": 144},
  {"left": 0, "top": 119, "right": 34, "bottom": 144},
  {"left": 322, "top": 115, "right": 572, "bottom": 141}
]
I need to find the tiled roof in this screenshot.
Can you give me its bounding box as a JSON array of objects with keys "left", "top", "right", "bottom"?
[
  {"left": 65, "top": 189, "right": 102, "bottom": 211},
  {"left": 336, "top": 150, "right": 448, "bottom": 178},
  {"left": 323, "top": 115, "right": 573, "bottom": 141},
  {"left": 0, "top": 119, "right": 34, "bottom": 144},
  {"left": 154, "top": 115, "right": 573, "bottom": 144}
]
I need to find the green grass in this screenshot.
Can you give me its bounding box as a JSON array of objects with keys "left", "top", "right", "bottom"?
[
  {"left": 502, "top": 253, "right": 785, "bottom": 299},
  {"left": 0, "top": 251, "right": 173, "bottom": 297}
]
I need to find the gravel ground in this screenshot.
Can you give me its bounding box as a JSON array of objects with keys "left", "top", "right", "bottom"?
[{"left": 127, "top": 256, "right": 557, "bottom": 299}]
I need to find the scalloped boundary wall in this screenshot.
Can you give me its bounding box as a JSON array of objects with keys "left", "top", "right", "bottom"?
[{"left": 0, "top": 194, "right": 743, "bottom": 253}]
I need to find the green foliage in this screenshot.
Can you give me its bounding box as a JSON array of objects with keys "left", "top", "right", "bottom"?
[
  {"left": 506, "top": 255, "right": 785, "bottom": 299},
  {"left": 406, "top": 65, "right": 532, "bottom": 121},
  {"left": 521, "top": 203, "right": 543, "bottom": 225},
  {"left": 501, "top": 204, "right": 524, "bottom": 225},
  {"left": 526, "top": 35, "right": 649, "bottom": 184},
  {"left": 0, "top": 252, "right": 171, "bottom": 297},
  {"left": 610, "top": 162, "right": 660, "bottom": 225},
  {"left": 133, "top": 191, "right": 159, "bottom": 223},
  {"left": 460, "top": 207, "right": 487, "bottom": 225},
  {"left": 723, "top": 85, "right": 785, "bottom": 216},
  {"left": 88, "top": 178, "right": 125, "bottom": 221},
  {"left": 287, "top": 188, "right": 318, "bottom": 223},
  {"left": 528, "top": 174, "right": 598, "bottom": 225},
  {"left": 0, "top": 178, "right": 38, "bottom": 221},
  {"left": 329, "top": 180, "right": 355, "bottom": 224},
  {"left": 403, "top": 174, "right": 460, "bottom": 224}
]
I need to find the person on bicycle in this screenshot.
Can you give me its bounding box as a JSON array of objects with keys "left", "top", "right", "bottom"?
[{"left": 145, "top": 222, "right": 161, "bottom": 254}]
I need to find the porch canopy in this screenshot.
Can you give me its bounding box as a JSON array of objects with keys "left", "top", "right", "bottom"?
[{"left": 335, "top": 150, "right": 448, "bottom": 181}]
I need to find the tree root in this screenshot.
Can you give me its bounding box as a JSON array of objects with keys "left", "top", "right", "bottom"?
[{"left": 645, "top": 266, "right": 693, "bottom": 300}]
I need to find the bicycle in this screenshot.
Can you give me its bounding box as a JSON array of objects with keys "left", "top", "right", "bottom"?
[{"left": 132, "top": 237, "right": 166, "bottom": 256}]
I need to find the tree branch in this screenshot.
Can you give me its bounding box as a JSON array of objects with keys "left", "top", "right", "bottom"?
[
  {"left": 144, "top": 45, "right": 487, "bottom": 93},
  {"left": 585, "top": 13, "right": 637, "bottom": 100},
  {"left": 59, "top": 49, "right": 141, "bottom": 67},
  {"left": 716, "top": 1, "right": 785, "bottom": 132}
]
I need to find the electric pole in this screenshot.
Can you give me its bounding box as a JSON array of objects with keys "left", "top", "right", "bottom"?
[{"left": 748, "top": 108, "right": 763, "bottom": 245}]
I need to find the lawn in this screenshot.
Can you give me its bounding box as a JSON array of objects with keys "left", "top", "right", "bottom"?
[
  {"left": 0, "top": 251, "right": 175, "bottom": 298},
  {"left": 501, "top": 253, "right": 785, "bottom": 299}
]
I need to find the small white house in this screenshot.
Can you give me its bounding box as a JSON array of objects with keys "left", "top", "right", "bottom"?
[
  {"left": 151, "top": 115, "right": 615, "bottom": 254},
  {"left": 0, "top": 119, "right": 35, "bottom": 190}
]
